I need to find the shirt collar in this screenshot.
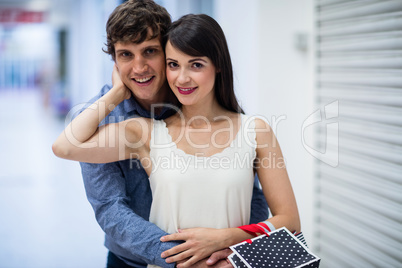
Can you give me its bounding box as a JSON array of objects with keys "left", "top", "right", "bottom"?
[{"left": 123, "top": 94, "right": 180, "bottom": 120}]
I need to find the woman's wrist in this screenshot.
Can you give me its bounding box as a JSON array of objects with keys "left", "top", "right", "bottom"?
[
  {"left": 220, "top": 228, "right": 253, "bottom": 248},
  {"left": 106, "top": 85, "right": 130, "bottom": 105},
  {"left": 260, "top": 220, "right": 276, "bottom": 232}
]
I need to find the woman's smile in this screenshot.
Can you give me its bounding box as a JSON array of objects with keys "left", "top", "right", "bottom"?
[{"left": 177, "top": 86, "right": 198, "bottom": 95}]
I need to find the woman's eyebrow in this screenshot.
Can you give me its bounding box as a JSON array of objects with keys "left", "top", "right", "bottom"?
[
  {"left": 189, "top": 58, "right": 207, "bottom": 63},
  {"left": 166, "top": 58, "right": 207, "bottom": 63}
]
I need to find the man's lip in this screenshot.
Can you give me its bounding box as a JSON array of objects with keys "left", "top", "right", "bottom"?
[
  {"left": 177, "top": 87, "right": 197, "bottom": 95},
  {"left": 132, "top": 76, "right": 155, "bottom": 86}
]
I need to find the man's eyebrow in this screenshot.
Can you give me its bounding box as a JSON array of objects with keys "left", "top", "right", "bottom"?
[
  {"left": 115, "top": 49, "right": 129, "bottom": 53},
  {"left": 144, "top": 45, "right": 161, "bottom": 50}
]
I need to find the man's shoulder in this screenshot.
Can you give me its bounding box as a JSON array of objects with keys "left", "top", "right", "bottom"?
[
  {"left": 94, "top": 84, "right": 113, "bottom": 100},
  {"left": 83, "top": 84, "right": 112, "bottom": 106},
  {"left": 92, "top": 84, "right": 139, "bottom": 120}
]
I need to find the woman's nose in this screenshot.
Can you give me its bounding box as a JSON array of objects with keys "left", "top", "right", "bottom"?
[{"left": 177, "top": 69, "right": 190, "bottom": 84}]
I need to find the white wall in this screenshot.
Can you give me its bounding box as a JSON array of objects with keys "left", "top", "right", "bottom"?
[
  {"left": 67, "top": 0, "right": 116, "bottom": 106},
  {"left": 215, "top": 0, "right": 316, "bottom": 244},
  {"left": 213, "top": 1, "right": 261, "bottom": 115}
]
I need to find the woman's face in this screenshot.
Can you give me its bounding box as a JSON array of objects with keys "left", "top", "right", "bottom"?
[{"left": 165, "top": 41, "right": 217, "bottom": 107}]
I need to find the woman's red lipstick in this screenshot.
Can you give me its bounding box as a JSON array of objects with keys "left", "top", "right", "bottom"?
[{"left": 177, "top": 87, "right": 197, "bottom": 95}]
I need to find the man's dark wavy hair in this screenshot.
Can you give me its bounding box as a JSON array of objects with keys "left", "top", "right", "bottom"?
[{"left": 104, "top": 0, "right": 171, "bottom": 61}]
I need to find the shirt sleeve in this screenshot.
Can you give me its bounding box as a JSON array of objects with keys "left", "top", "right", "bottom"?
[
  {"left": 249, "top": 173, "right": 269, "bottom": 224},
  {"left": 80, "top": 161, "right": 179, "bottom": 267},
  {"left": 77, "top": 85, "right": 179, "bottom": 267}
]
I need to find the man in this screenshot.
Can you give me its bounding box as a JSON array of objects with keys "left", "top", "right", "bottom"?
[{"left": 79, "top": 1, "right": 268, "bottom": 267}]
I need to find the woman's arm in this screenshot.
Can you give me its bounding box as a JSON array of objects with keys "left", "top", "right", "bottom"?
[
  {"left": 254, "top": 117, "right": 300, "bottom": 233},
  {"left": 52, "top": 66, "right": 150, "bottom": 164}
]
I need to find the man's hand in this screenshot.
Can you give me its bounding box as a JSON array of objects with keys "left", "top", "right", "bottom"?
[
  {"left": 176, "top": 249, "right": 233, "bottom": 268},
  {"left": 206, "top": 249, "right": 233, "bottom": 267},
  {"left": 189, "top": 258, "right": 232, "bottom": 268},
  {"left": 209, "top": 259, "right": 233, "bottom": 268}
]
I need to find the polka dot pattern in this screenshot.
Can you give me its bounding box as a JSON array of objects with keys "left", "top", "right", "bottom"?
[
  {"left": 228, "top": 253, "right": 248, "bottom": 268},
  {"left": 230, "top": 228, "right": 320, "bottom": 267}
]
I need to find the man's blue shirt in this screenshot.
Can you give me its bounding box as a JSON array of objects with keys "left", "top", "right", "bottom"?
[{"left": 79, "top": 84, "right": 268, "bottom": 267}]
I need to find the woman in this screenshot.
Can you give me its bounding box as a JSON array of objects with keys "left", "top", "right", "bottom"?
[{"left": 53, "top": 14, "right": 300, "bottom": 268}]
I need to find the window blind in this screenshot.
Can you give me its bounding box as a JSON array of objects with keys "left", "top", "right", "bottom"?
[{"left": 314, "top": 0, "right": 402, "bottom": 267}]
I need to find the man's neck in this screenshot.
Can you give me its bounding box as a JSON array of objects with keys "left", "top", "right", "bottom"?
[{"left": 135, "top": 85, "right": 179, "bottom": 114}]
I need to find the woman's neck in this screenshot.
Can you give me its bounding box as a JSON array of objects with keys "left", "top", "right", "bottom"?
[{"left": 180, "top": 98, "right": 228, "bottom": 127}]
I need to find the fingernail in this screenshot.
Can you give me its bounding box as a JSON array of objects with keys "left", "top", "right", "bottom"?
[
  {"left": 160, "top": 236, "right": 165, "bottom": 242},
  {"left": 161, "top": 252, "right": 165, "bottom": 258}
]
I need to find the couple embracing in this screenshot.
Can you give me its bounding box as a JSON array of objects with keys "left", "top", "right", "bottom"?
[{"left": 53, "top": 1, "right": 300, "bottom": 267}]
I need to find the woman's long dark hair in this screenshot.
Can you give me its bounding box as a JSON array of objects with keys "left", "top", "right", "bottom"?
[{"left": 165, "top": 14, "right": 244, "bottom": 114}]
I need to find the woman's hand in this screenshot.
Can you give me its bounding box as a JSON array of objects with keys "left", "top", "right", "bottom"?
[
  {"left": 112, "top": 64, "right": 131, "bottom": 100},
  {"left": 160, "top": 228, "right": 249, "bottom": 268},
  {"left": 160, "top": 228, "right": 228, "bottom": 268}
]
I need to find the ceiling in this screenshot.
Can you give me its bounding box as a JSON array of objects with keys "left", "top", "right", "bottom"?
[{"left": 0, "top": 0, "right": 52, "bottom": 10}]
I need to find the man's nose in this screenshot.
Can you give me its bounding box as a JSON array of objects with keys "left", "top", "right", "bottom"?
[{"left": 132, "top": 56, "right": 148, "bottom": 74}]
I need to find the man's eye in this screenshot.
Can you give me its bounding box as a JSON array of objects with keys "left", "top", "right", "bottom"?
[
  {"left": 145, "top": 49, "right": 156, "bottom": 54},
  {"left": 121, "top": 52, "right": 131, "bottom": 57},
  {"left": 168, "top": 62, "right": 178, "bottom": 68}
]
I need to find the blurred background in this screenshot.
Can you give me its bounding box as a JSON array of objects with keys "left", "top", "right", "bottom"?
[{"left": 0, "top": 0, "right": 401, "bottom": 267}]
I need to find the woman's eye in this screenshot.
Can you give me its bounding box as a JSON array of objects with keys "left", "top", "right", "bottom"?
[
  {"left": 192, "top": 62, "right": 203, "bottom": 68},
  {"left": 168, "top": 62, "right": 178, "bottom": 68}
]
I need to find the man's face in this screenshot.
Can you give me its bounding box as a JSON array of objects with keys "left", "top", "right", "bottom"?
[{"left": 114, "top": 36, "right": 167, "bottom": 110}]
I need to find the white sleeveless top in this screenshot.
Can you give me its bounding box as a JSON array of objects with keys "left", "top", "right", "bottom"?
[{"left": 148, "top": 114, "right": 257, "bottom": 235}]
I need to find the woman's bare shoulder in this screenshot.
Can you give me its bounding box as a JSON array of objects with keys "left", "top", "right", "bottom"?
[
  {"left": 122, "top": 117, "right": 153, "bottom": 141},
  {"left": 124, "top": 117, "right": 152, "bottom": 128},
  {"left": 163, "top": 113, "right": 181, "bottom": 127},
  {"left": 253, "top": 116, "right": 271, "bottom": 129}
]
